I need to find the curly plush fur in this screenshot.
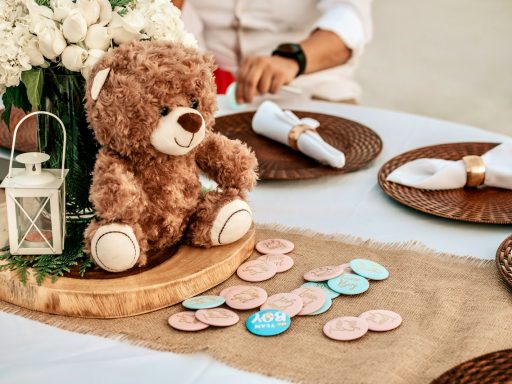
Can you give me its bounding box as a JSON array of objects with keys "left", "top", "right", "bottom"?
[{"left": 83, "top": 41, "right": 258, "bottom": 269}]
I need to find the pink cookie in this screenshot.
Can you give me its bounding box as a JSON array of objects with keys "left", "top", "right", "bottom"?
[
  {"left": 168, "top": 311, "right": 209, "bottom": 332},
  {"left": 224, "top": 286, "right": 268, "bottom": 310},
  {"left": 257, "top": 254, "right": 294, "bottom": 272},
  {"left": 291, "top": 286, "right": 326, "bottom": 315},
  {"left": 359, "top": 310, "right": 402, "bottom": 332},
  {"left": 195, "top": 308, "right": 240, "bottom": 327},
  {"left": 323, "top": 316, "right": 369, "bottom": 341},
  {"left": 237, "top": 260, "right": 277, "bottom": 282},
  {"left": 256, "top": 238, "right": 294, "bottom": 254},
  {"left": 260, "top": 293, "right": 304, "bottom": 318},
  {"left": 219, "top": 285, "right": 246, "bottom": 298},
  {"left": 303, "top": 265, "right": 345, "bottom": 282}
]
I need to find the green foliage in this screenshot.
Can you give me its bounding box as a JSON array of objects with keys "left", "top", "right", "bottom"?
[
  {"left": 1, "top": 83, "right": 32, "bottom": 130},
  {"left": 0, "top": 220, "right": 94, "bottom": 285},
  {"left": 34, "top": 0, "right": 50, "bottom": 6},
  {"left": 109, "top": 0, "right": 135, "bottom": 8},
  {"left": 21, "top": 68, "right": 44, "bottom": 110},
  {"left": 38, "top": 70, "right": 98, "bottom": 214}
]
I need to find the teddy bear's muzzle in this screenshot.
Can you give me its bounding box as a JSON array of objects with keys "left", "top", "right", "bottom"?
[{"left": 178, "top": 113, "right": 203, "bottom": 133}]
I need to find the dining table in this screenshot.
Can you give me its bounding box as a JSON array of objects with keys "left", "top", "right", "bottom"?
[{"left": 0, "top": 96, "right": 510, "bottom": 384}]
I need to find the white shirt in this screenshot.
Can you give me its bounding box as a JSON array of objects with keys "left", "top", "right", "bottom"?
[{"left": 182, "top": 0, "right": 373, "bottom": 101}]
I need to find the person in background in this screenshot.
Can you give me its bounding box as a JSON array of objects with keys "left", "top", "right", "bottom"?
[{"left": 175, "top": 0, "right": 372, "bottom": 104}]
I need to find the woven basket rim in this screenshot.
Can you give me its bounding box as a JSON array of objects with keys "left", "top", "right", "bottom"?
[
  {"left": 432, "top": 348, "right": 512, "bottom": 384},
  {"left": 495, "top": 235, "right": 512, "bottom": 289}
]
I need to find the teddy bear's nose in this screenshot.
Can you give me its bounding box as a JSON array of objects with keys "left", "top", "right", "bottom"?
[{"left": 178, "top": 113, "right": 202, "bottom": 133}]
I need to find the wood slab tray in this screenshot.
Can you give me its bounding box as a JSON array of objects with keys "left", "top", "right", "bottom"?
[{"left": 0, "top": 227, "right": 255, "bottom": 318}]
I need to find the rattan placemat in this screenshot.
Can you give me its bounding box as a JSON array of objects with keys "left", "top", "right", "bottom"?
[
  {"left": 214, "top": 111, "right": 382, "bottom": 180},
  {"left": 432, "top": 349, "right": 512, "bottom": 384},
  {"left": 496, "top": 235, "right": 512, "bottom": 289},
  {"left": 378, "top": 142, "right": 512, "bottom": 224}
]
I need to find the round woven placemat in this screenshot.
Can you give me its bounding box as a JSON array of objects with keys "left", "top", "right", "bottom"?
[
  {"left": 431, "top": 349, "right": 512, "bottom": 384},
  {"left": 378, "top": 142, "right": 512, "bottom": 224},
  {"left": 213, "top": 111, "right": 382, "bottom": 180},
  {"left": 496, "top": 235, "right": 512, "bottom": 289}
]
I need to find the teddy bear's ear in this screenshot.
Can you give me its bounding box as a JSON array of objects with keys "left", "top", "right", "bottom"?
[{"left": 91, "top": 68, "right": 111, "bottom": 101}]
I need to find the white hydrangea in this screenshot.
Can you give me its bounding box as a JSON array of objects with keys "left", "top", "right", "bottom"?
[
  {"left": 0, "top": 0, "right": 199, "bottom": 88},
  {"left": 135, "top": 0, "right": 198, "bottom": 49},
  {"left": 0, "top": 0, "right": 38, "bottom": 92}
]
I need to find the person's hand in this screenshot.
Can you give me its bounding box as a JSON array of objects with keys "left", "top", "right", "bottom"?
[{"left": 236, "top": 55, "right": 299, "bottom": 104}]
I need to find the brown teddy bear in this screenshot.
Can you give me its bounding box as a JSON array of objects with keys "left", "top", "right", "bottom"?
[{"left": 83, "top": 40, "right": 258, "bottom": 272}]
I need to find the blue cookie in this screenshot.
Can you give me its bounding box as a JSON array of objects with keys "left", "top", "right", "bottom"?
[
  {"left": 350, "top": 259, "right": 389, "bottom": 280},
  {"left": 327, "top": 273, "right": 369, "bottom": 295}
]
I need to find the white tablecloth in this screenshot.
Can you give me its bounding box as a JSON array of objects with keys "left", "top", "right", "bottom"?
[{"left": 1, "top": 97, "right": 510, "bottom": 384}]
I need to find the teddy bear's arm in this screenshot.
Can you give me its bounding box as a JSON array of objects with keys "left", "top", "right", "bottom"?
[
  {"left": 195, "top": 132, "right": 258, "bottom": 191},
  {"left": 89, "top": 150, "right": 147, "bottom": 223}
]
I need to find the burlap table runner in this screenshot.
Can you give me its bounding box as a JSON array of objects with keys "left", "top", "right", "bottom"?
[{"left": 1, "top": 226, "right": 511, "bottom": 383}]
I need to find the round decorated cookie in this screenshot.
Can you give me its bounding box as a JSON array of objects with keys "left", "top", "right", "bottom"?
[
  {"left": 291, "top": 286, "right": 326, "bottom": 315},
  {"left": 359, "top": 309, "right": 402, "bottom": 332},
  {"left": 350, "top": 259, "right": 389, "bottom": 280},
  {"left": 237, "top": 259, "right": 277, "bottom": 282},
  {"left": 182, "top": 295, "right": 225, "bottom": 310},
  {"left": 303, "top": 265, "right": 345, "bottom": 282},
  {"left": 257, "top": 254, "right": 294, "bottom": 272},
  {"left": 256, "top": 238, "right": 295, "bottom": 255},
  {"left": 195, "top": 308, "right": 240, "bottom": 327},
  {"left": 301, "top": 281, "right": 340, "bottom": 299},
  {"left": 327, "top": 273, "right": 369, "bottom": 295},
  {"left": 323, "top": 316, "right": 369, "bottom": 341},
  {"left": 261, "top": 293, "right": 304, "bottom": 317},
  {"left": 224, "top": 285, "right": 268, "bottom": 310},
  {"left": 168, "top": 311, "right": 209, "bottom": 332}
]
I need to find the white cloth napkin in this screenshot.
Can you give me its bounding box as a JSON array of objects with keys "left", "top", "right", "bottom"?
[
  {"left": 252, "top": 101, "right": 345, "bottom": 168},
  {"left": 386, "top": 142, "right": 512, "bottom": 190}
]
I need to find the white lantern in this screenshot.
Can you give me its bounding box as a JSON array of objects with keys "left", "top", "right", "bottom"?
[{"left": 0, "top": 111, "right": 68, "bottom": 255}]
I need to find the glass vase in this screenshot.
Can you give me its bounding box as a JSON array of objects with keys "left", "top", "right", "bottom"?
[{"left": 38, "top": 70, "right": 99, "bottom": 217}]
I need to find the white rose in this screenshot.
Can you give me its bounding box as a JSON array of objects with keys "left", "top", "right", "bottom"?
[
  {"left": 81, "top": 48, "right": 105, "bottom": 79},
  {"left": 50, "top": 0, "right": 75, "bottom": 22},
  {"left": 76, "top": 0, "right": 100, "bottom": 26},
  {"left": 85, "top": 24, "right": 111, "bottom": 51},
  {"left": 24, "top": 39, "right": 46, "bottom": 67},
  {"left": 62, "top": 10, "right": 88, "bottom": 43},
  {"left": 25, "top": 2, "right": 54, "bottom": 32},
  {"left": 109, "top": 10, "right": 145, "bottom": 45},
  {"left": 97, "top": 0, "right": 113, "bottom": 26},
  {"left": 61, "top": 45, "right": 88, "bottom": 72},
  {"left": 34, "top": 21, "right": 67, "bottom": 60}
]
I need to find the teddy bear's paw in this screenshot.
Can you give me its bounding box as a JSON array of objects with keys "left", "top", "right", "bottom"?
[
  {"left": 210, "top": 199, "right": 253, "bottom": 246},
  {"left": 91, "top": 223, "right": 140, "bottom": 272}
]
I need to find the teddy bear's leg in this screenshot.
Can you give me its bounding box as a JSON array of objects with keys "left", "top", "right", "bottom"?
[
  {"left": 84, "top": 219, "right": 148, "bottom": 272},
  {"left": 185, "top": 189, "right": 253, "bottom": 247}
]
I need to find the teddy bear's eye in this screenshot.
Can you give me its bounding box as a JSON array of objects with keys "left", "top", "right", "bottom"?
[
  {"left": 160, "top": 106, "right": 169, "bottom": 116},
  {"left": 190, "top": 99, "right": 199, "bottom": 109}
]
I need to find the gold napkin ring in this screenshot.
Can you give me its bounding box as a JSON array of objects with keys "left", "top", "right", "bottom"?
[
  {"left": 462, "top": 155, "right": 486, "bottom": 187},
  {"left": 288, "top": 124, "right": 316, "bottom": 150}
]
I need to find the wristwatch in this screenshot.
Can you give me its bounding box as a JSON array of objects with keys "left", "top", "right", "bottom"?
[{"left": 271, "top": 43, "right": 307, "bottom": 77}]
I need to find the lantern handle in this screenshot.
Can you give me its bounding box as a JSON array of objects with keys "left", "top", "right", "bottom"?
[{"left": 7, "top": 111, "right": 67, "bottom": 180}]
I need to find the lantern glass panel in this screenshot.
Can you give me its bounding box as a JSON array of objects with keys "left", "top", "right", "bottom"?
[{"left": 14, "top": 196, "right": 53, "bottom": 249}]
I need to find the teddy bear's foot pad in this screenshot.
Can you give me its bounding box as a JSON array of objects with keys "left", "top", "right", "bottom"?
[
  {"left": 91, "top": 223, "right": 140, "bottom": 273},
  {"left": 210, "top": 199, "right": 253, "bottom": 246}
]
